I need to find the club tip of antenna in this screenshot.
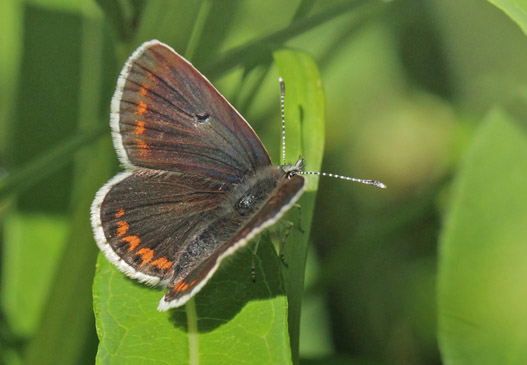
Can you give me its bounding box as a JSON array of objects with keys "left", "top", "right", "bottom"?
[
  {"left": 278, "top": 76, "right": 284, "bottom": 83},
  {"left": 360, "top": 179, "right": 387, "bottom": 189},
  {"left": 373, "top": 181, "right": 387, "bottom": 189}
]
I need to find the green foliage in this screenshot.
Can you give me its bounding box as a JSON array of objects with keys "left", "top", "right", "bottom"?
[
  {"left": 438, "top": 110, "right": 527, "bottom": 364},
  {"left": 94, "top": 244, "right": 290, "bottom": 364},
  {"left": 488, "top": 0, "right": 527, "bottom": 36}
]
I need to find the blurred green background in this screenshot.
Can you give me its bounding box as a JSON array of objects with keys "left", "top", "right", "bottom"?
[{"left": 1, "top": 0, "right": 526, "bottom": 364}]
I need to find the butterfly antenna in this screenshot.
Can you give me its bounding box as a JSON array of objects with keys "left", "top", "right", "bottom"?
[
  {"left": 279, "top": 77, "right": 286, "bottom": 164},
  {"left": 298, "top": 171, "right": 387, "bottom": 189},
  {"left": 277, "top": 77, "right": 385, "bottom": 189}
]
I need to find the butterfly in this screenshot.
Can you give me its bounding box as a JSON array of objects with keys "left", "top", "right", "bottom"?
[{"left": 90, "top": 40, "right": 306, "bottom": 311}]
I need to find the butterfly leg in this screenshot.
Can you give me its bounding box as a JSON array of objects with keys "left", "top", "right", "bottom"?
[
  {"left": 293, "top": 204, "right": 304, "bottom": 233},
  {"left": 278, "top": 220, "right": 295, "bottom": 268},
  {"left": 251, "top": 235, "right": 262, "bottom": 283}
]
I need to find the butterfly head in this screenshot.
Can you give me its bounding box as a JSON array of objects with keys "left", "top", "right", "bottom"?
[{"left": 280, "top": 157, "right": 304, "bottom": 178}]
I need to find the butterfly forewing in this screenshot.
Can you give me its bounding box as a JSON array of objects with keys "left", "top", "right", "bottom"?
[{"left": 113, "top": 41, "right": 271, "bottom": 183}]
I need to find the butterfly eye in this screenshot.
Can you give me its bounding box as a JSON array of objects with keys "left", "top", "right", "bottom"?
[
  {"left": 237, "top": 194, "right": 257, "bottom": 215},
  {"left": 195, "top": 113, "right": 210, "bottom": 125}
]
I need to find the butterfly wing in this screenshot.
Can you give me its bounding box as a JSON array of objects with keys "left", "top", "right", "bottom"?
[
  {"left": 93, "top": 40, "right": 306, "bottom": 310},
  {"left": 112, "top": 40, "right": 271, "bottom": 183},
  {"left": 157, "top": 174, "right": 305, "bottom": 310},
  {"left": 91, "top": 169, "right": 231, "bottom": 286}
]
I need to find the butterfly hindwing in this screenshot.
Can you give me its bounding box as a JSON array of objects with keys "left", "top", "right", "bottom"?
[
  {"left": 158, "top": 174, "right": 305, "bottom": 310},
  {"left": 91, "top": 169, "right": 232, "bottom": 286},
  {"left": 112, "top": 40, "right": 271, "bottom": 183}
]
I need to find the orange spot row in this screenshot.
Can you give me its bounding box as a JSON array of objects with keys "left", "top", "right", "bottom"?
[
  {"left": 136, "top": 100, "right": 147, "bottom": 115},
  {"left": 137, "top": 248, "right": 154, "bottom": 266},
  {"left": 173, "top": 280, "right": 189, "bottom": 293},
  {"left": 136, "top": 139, "right": 149, "bottom": 157},
  {"left": 147, "top": 72, "right": 156, "bottom": 82},
  {"left": 117, "top": 221, "right": 129, "bottom": 236},
  {"left": 139, "top": 86, "right": 148, "bottom": 96},
  {"left": 122, "top": 235, "right": 140, "bottom": 252},
  {"left": 115, "top": 208, "right": 125, "bottom": 219},
  {"left": 150, "top": 257, "right": 173, "bottom": 270},
  {"left": 134, "top": 120, "right": 146, "bottom": 135}
]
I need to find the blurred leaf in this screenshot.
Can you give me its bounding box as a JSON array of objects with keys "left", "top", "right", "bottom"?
[
  {"left": 0, "top": 125, "right": 105, "bottom": 203},
  {"left": 430, "top": 0, "right": 527, "bottom": 113},
  {"left": 21, "top": 6, "right": 111, "bottom": 364},
  {"left": 438, "top": 109, "right": 527, "bottom": 364},
  {"left": 13, "top": 4, "right": 83, "bottom": 212},
  {"left": 27, "top": 0, "right": 84, "bottom": 12},
  {"left": 23, "top": 141, "right": 111, "bottom": 365},
  {"left": 1, "top": 214, "right": 68, "bottom": 337},
  {"left": 95, "top": 0, "right": 134, "bottom": 41},
  {"left": 0, "top": 0, "right": 22, "bottom": 157},
  {"left": 203, "top": 0, "right": 375, "bottom": 79},
  {"left": 292, "top": 0, "right": 317, "bottom": 21},
  {"left": 488, "top": 0, "right": 527, "bottom": 36},
  {"left": 299, "top": 250, "right": 334, "bottom": 359},
  {"left": 274, "top": 49, "right": 324, "bottom": 364},
  {"left": 134, "top": 0, "right": 202, "bottom": 53}
]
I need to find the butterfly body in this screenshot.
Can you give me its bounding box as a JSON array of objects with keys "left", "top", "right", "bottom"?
[{"left": 91, "top": 40, "right": 305, "bottom": 310}]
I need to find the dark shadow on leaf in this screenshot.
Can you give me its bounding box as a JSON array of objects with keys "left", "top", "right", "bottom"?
[{"left": 168, "top": 237, "right": 286, "bottom": 332}]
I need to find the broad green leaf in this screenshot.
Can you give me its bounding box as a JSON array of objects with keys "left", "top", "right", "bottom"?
[
  {"left": 94, "top": 242, "right": 290, "bottom": 364},
  {"left": 488, "top": 0, "right": 527, "bottom": 36},
  {"left": 438, "top": 109, "right": 527, "bottom": 364},
  {"left": 274, "top": 49, "right": 324, "bottom": 364}
]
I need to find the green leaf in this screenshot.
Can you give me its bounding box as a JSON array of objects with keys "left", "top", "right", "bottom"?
[
  {"left": 274, "top": 49, "right": 324, "bottom": 364},
  {"left": 94, "top": 242, "right": 290, "bottom": 363},
  {"left": 438, "top": 109, "right": 527, "bottom": 364},
  {"left": 488, "top": 0, "right": 527, "bottom": 36}
]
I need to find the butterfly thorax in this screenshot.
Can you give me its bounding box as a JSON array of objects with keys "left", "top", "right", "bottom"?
[{"left": 224, "top": 165, "right": 285, "bottom": 218}]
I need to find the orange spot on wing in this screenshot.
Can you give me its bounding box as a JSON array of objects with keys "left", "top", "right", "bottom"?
[
  {"left": 136, "top": 101, "right": 147, "bottom": 115},
  {"left": 117, "top": 221, "right": 129, "bottom": 236},
  {"left": 150, "top": 257, "right": 173, "bottom": 270},
  {"left": 173, "top": 280, "right": 189, "bottom": 292},
  {"left": 134, "top": 120, "right": 145, "bottom": 135},
  {"left": 122, "top": 235, "right": 140, "bottom": 251},
  {"left": 139, "top": 86, "right": 148, "bottom": 96},
  {"left": 115, "top": 209, "right": 125, "bottom": 219},
  {"left": 136, "top": 139, "right": 149, "bottom": 157},
  {"left": 137, "top": 248, "right": 154, "bottom": 266},
  {"left": 147, "top": 72, "right": 156, "bottom": 82}
]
